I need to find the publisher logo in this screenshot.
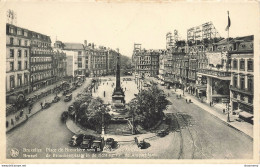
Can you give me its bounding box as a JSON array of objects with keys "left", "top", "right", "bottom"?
[{"left": 10, "top": 148, "right": 19, "bottom": 158}]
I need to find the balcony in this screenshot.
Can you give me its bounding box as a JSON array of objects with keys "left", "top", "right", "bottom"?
[
  {"left": 229, "top": 85, "right": 253, "bottom": 96},
  {"left": 31, "top": 61, "right": 52, "bottom": 65},
  {"left": 197, "top": 68, "right": 231, "bottom": 80}
]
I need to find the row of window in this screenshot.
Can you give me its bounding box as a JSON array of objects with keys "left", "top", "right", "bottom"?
[
  {"left": 9, "top": 61, "right": 28, "bottom": 71},
  {"left": 233, "top": 76, "right": 253, "bottom": 91},
  {"left": 232, "top": 59, "right": 253, "bottom": 71},
  {"left": 31, "top": 71, "right": 53, "bottom": 82},
  {"left": 31, "top": 50, "right": 52, "bottom": 55},
  {"left": 31, "top": 57, "right": 52, "bottom": 63},
  {"left": 9, "top": 49, "right": 28, "bottom": 58},
  {"left": 31, "top": 40, "right": 51, "bottom": 48},
  {"left": 9, "top": 74, "right": 29, "bottom": 89},
  {"left": 9, "top": 37, "right": 29, "bottom": 46},
  {"left": 9, "top": 27, "right": 28, "bottom": 37},
  {"left": 31, "top": 64, "right": 52, "bottom": 72},
  {"left": 9, "top": 27, "right": 50, "bottom": 42}
]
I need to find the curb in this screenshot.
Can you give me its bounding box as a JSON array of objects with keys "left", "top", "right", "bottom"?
[{"left": 179, "top": 93, "right": 253, "bottom": 140}]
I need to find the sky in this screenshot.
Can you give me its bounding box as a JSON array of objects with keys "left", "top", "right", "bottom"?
[{"left": 2, "top": 1, "right": 259, "bottom": 57}]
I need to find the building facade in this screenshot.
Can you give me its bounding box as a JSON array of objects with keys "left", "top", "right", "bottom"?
[
  {"left": 133, "top": 49, "right": 161, "bottom": 77},
  {"left": 229, "top": 35, "right": 254, "bottom": 121},
  {"left": 54, "top": 41, "right": 86, "bottom": 81},
  {"left": 6, "top": 24, "right": 30, "bottom": 101},
  {"left": 29, "top": 31, "right": 53, "bottom": 91}
]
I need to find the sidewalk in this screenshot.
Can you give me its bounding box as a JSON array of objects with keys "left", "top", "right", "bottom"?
[
  {"left": 172, "top": 88, "right": 253, "bottom": 139},
  {"left": 6, "top": 92, "right": 60, "bottom": 133},
  {"left": 26, "top": 80, "right": 64, "bottom": 98},
  {"left": 6, "top": 79, "right": 91, "bottom": 133}
]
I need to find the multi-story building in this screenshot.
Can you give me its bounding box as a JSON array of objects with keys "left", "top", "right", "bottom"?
[
  {"left": 197, "top": 38, "right": 232, "bottom": 103},
  {"left": 107, "top": 49, "right": 117, "bottom": 75},
  {"left": 53, "top": 50, "right": 67, "bottom": 80},
  {"left": 134, "top": 49, "right": 161, "bottom": 77},
  {"left": 54, "top": 41, "right": 86, "bottom": 81},
  {"left": 158, "top": 51, "right": 166, "bottom": 80},
  {"left": 172, "top": 46, "right": 186, "bottom": 88},
  {"left": 30, "top": 31, "right": 53, "bottom": 91},
  {"left": 229, "top": 35, "right": 254, "bottom": 122},
  {"left": 85, "top": 44, "right": 108, "bottom": 77},
  {"left": 6, "top": 24, "right": 30, "bottom": 101}
]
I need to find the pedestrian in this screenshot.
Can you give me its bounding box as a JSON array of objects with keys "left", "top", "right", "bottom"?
[
  {"left": 223, "top": 109, "right": 225, "bottom": 114},
  {"left": 134, "top": 137, "right": 138, "bottom": 144},
  {"left": 40, "top": 102, "right": 43, "bottom": 109},
  {"left": 180, "top": 94, "right": 181, "bottom": 98},
  {"left": 104, "top": 91, "right": 106, "bottom": 97},
  {"left": 209, "top": 102, "right": 211, "bottom": 107},
  {"left": 186, "top": 99, "right": 187, "bottom": 103}
]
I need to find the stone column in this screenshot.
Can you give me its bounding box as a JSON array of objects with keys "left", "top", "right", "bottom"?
[{"left": 206, "top": 76, "right": 212, "bottom": 103}]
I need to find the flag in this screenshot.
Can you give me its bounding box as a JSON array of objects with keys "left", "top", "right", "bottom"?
[{"left": 225, "top": 11, "right": 231, "bottom": 31}]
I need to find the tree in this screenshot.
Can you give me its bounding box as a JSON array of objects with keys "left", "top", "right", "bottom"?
[{"left": 129, "top": 84, "right": 170, "bottom": 129}]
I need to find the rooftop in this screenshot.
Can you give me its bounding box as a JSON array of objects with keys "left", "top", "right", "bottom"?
[{"left": 63, "top": 43, "right": 85, "bottom": 50}]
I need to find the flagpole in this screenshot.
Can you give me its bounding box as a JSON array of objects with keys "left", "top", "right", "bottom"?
[{"left": 227, "top": 11, "right": 229, "bottom": 41}]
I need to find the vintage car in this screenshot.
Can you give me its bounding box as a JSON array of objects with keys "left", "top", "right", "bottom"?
[
  {"left": 137, "top": 140, "right": 147, "bottom": 149},
  {"left": 52, "top": 96, "right": 60, "bottom": 103},
  {"left": 61, "top": 111, "right": 69, "bottom": 123},
  {"left": 63, "top": 89, "right": 70, "bottom": 96},
  {"left": 156, "top": 130, "right": 169, "bottom": 137},
  {"left": 92, "top": 140, "right": 103, "bottom": 152},
  {"left": 105, "top": 138, "right": 115, "bottom": 148},
  {"left": 80, "top": 135, "right": 95, "bottom": 149},
  {"left": 68, "top": 134, "right": 84, "bottom": 147},
  {"left": 64, "top": 94, "right": 72, "bottom": 102},
  {"left": 42, "top": 102, "right": 51, "bottom": 109}
]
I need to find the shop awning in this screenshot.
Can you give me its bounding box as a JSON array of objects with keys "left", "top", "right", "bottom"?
[{"left": 239, "top": 111, "right": 253, "bottom": 119}]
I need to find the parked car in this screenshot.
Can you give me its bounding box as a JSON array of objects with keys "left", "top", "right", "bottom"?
[
  {"left": 61, "top": 111, "right": 69, "bottom": 123},
  {"left": 137, "top": 140, "right": 147, "bottom": 149},
  {"left": 105, "top": 138, "right": 115, "bottom": 148},
  {"left": 63, "top": 89, "right": 70, "bottom": 96},
  {"left": 52, "top": 96, "right": 60, "bottom": 103},
  {"left": 156, "top": 130, "right": 169, "bottom": 137},
  {"left": 42, "top": 102, "right": 51, "bottom": 109},
  {"left": 64, "top": 94, "right": 72, "bottom": 102},
  {"left": 80, "top": 135, "right": 95, "bottom": 149},
  {"left": 92, "top": 140, "right": 103, "bottom": 152},
  {"left": 68, "top": 134, "right": 84, "bottom": 147}
]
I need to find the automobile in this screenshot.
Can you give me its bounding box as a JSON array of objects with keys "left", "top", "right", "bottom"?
[
  {"left": 61, "top": 111, "right": 69, "bottom": 123},
  {"left": 52, "top": 96, "right": 60, "bottom": 103},
  {"left": 137, "top": 140, "right": 147, "bottom": 149},
  {"left": 77, "top": 82, "right": 83, "bottom": 87},
  {"left": 63, "top": 89, "right": 70, "bottom": 96},
  {"left": 92, "top": 140, "right": 103, "bottom": 152},
  {"left": 68, "top": 134, "right": 84, "bottom": 147},
  {"left": 42, "top": 102, "right": 51, "bottom": 109},
  {"left": 156, "top": 130, "right": 169, "bottom": 137},
  {"left": 105, "top": 138, "right": 115, "bottom": 148},
  {"left": 64, "top": 94, "right": 72, "bottom": 102},
  {"left": 68, "top": 105, "right": 75, "bottom": 117},
  {"left": 80, "top": 135, "right": 95, "bottom": 149}
]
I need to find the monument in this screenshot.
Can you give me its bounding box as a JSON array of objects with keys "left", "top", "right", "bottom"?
[{"left": 112, "top": 50, "right": 125, "bottom": 111}]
